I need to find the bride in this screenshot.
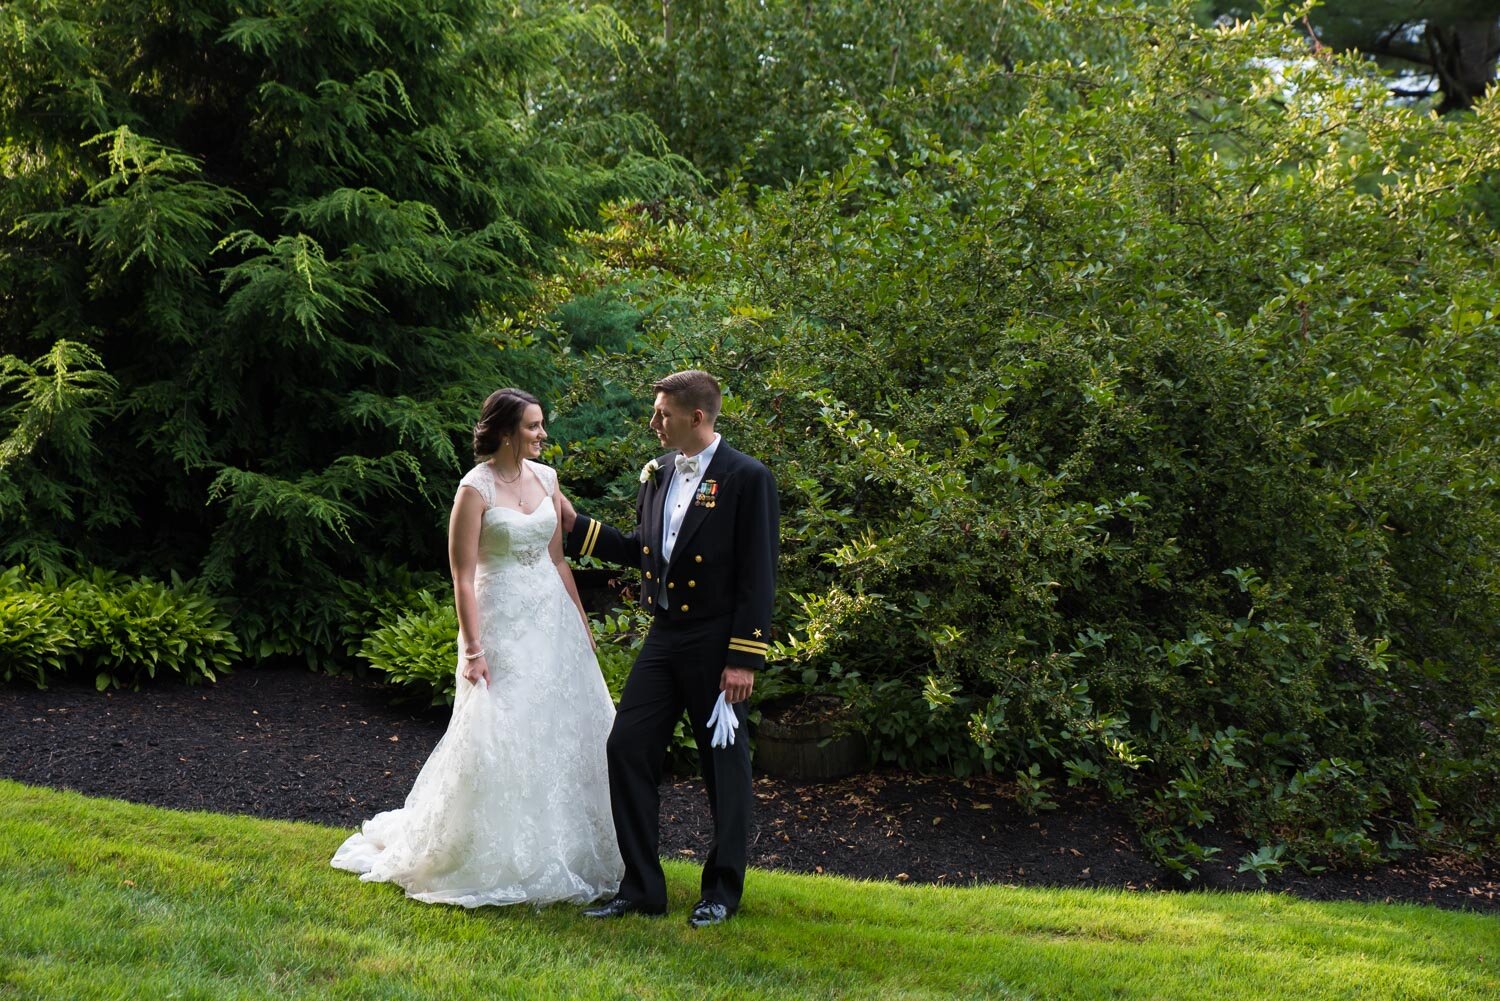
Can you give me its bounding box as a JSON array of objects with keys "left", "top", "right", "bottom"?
[{"left": 331, "top": 388, "right": 622, "bottom": 907}]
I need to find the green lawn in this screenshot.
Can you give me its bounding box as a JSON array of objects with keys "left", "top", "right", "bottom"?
[{"left": 1, "top": 780, "right": 1495, "bottom": 1000}]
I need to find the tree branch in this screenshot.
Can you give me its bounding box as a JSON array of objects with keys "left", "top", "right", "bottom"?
[
  {"left": 1388, "top": 84, "right": 1440, "bottom": 99},
  {"left": 1365, "top": 39, "right": 1433, "bottom": 67}
]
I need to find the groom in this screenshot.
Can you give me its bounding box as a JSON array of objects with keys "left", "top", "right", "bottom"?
[{"left": 561, "top": 370, "right": 778, "bottom": 927}]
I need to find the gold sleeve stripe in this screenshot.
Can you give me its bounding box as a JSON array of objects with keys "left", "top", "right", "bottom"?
[
  {"left": 728, "top": 639, "right": 769, "bottom": 654},
  {"left": 580, "top": 519, "right": 601, "bottom": 558}
]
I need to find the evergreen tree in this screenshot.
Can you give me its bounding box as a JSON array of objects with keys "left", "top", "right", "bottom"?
[{"left": 0, "top": 0, "right": 682, "bottom": 658}]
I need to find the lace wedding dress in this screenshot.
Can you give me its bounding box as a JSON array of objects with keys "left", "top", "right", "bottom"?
[{"left": 331, "top": 460, "right": 622, "bottom": 907}]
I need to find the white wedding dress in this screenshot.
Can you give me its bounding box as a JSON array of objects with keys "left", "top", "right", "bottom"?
[{"left": 331, "top": 460, "right": 623, "bottom": 907}]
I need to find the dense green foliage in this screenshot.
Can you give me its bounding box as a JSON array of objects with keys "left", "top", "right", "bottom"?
[
  {"left": 0, "top": 0, "right": 682, "bottom": 661},
  {"left": 358, "top": 591, "right": 634, "bottom": 707},
  {"left": 359, "top": 594, "right": 699, "bottom": 764},
  {"left": 555, "top": 4, "right": 1500, "bottom": 872},
  {"left": 0, "top": 566, "right": 237, "bottom": 690},
  {"left": 3, "top": 0, "right": 1496, "bottom": 878},
  {"left": 553, "top": 0, "right": 1130, "bottom": 186},
  {"left": 355, "top": 589, "right": 461, "bottom": 705}
]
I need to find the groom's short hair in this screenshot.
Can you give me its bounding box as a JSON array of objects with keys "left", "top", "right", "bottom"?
[{"left": 654, "top": 370, "right": 721, "bottom": 423}]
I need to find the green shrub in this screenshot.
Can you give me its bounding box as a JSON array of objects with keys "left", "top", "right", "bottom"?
[
  {"left": 557, "top": 0, "right": 1130, "bottom": 187},
  {"left": 355, "top": 583, "right": 653, "bottom": 710},
  {"left": 555, "top": 4, "right": 1500, "bottom": 870},
  {"left": 0, "top": 566, "right": 238, "bottom": 690},
  {"left": 592, "top": 607, "right": 651, "bottom": 700},
  {"left": 357, "top": 591, "right": 460, "bottom": 706},
  {"left": 359, "top": 591, "right": 700, "bottom": 766},
  {"left": 0, "top": 578, "right": 67, "bottom": 685},
  {"left": 335, "top": 563, "right": 450, "bottom": 664}
]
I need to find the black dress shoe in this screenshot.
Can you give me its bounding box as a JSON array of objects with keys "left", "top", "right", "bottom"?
[
  {"left": 687, "top": 899, "right": 733, "bottom": 928},
  {"left": 582, "top": 897, "right": 665, "bottom": 919}
]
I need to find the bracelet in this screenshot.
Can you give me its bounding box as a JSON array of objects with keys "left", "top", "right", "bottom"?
[{"left": 463, "top": 649, "right": 485, "bottom": 660}]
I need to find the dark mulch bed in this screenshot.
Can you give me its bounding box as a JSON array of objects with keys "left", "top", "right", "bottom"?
[{"left": 3, "top": 663, "right": 1496, "bottom": 913}]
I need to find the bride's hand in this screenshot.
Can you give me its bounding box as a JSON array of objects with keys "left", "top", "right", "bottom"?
[{"left": 462, "top": 655, "right": 490, "bottom": 685}]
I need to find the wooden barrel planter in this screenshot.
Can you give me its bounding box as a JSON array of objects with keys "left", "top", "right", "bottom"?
[{"left": 754, "top": 694, "right": 868, "bottom": 781}]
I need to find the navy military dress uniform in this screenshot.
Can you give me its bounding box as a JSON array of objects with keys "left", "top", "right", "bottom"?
[{"left": 567, "top": 441, "right": 778, "bottom": 914}]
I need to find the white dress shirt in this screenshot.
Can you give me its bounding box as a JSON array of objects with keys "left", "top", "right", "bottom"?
[{"left": 661, "top": 434, "right": 721, "bottom": 564}]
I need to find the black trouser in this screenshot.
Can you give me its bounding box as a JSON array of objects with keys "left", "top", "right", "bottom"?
[{"left": 607, "top": 614, "right": 752, "bottom": 911}]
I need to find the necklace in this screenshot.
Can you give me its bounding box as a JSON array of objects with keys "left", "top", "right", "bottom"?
[{"left": 491, "top": 459, "right": 523, "bottom": 484}]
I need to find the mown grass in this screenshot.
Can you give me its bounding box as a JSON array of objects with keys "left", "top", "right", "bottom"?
[{"left": 1, "top": 780, "right": 1495, "bottom": 1000}]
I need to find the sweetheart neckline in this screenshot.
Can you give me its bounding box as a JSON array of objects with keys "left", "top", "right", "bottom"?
[{"left": 485, "top": 502, "right": 553, "bottom": 519}]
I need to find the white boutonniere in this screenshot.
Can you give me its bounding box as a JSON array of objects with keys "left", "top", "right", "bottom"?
[{"left": 639, "top": 458, "right": 661, "bottom": 484}]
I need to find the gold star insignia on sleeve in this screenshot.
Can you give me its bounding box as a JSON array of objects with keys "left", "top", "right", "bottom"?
[{"left": 753, "top": 629, "right": 763, "bottom": 638}]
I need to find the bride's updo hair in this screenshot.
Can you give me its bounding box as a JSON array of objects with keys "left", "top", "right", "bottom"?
[{"left": 473, "top": 387, "right": 541, "bottom": 460}]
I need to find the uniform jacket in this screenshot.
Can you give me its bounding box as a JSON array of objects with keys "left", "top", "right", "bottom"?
[{"left": 566, "top": 442, "right": 779, "bottom": 669}]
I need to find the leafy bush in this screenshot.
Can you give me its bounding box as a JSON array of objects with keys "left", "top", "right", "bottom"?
[
  {"left": 335, "top": 563, "right": 450, "bottom": 664},
  {"left": 0, "top": 566, "right": 238, "bottom": 690},
  {"left": 555, "top": 4, "right": 1500, "bottom": 870},
  {"left": 591, "top": 607, "right": 651, "bottom": 700},
  {"left": 358, "top": 590, "right": 460, "bottom": 706},
  {"left": 0, "top": 580, "right": 66, "bottom": 685},
  {"left": 556, "top": 0, "right": 1131, "bottom": 186},
  {"left": 358, "top": 590, "right": 700, "bottom": 767}
]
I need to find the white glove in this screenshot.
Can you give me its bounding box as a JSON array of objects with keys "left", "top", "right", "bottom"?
[{"left": 706, "top": 691, "right": 740, "bottom": 748}]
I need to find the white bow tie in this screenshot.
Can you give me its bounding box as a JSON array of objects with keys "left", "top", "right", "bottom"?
[{"left": 675, "top": 454, "right": 700, "bottom": 477}]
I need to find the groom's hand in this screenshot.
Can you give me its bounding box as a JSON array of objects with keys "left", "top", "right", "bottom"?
[
  {"left": 720, "top": 667, "right": 754, "bottom": 703},
  {"left": 559, "top": 491, "right": 578, "bottom": 533}
]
